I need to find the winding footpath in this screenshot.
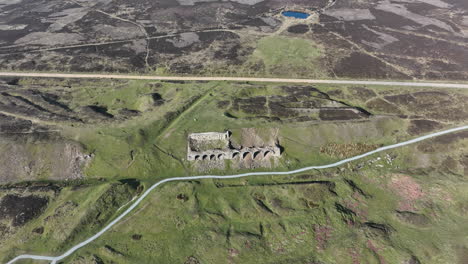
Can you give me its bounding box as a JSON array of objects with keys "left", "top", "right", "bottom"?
[
  {"left": 6, "top": 125, "right": 468, "bottom": 264},
  {"left": 0, "top": 72, "right": 468, "bottom": 88}
]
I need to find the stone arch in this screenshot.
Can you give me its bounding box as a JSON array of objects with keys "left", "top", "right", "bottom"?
[
  {"left": 263, "top": 151, "right": 271, "bottom": 158},
  {"left": 194, "top": 155, "right": 200, "bottom": 160},
  {"left": 217, "top": 154, "right": 224, "bottom": 160},
  {"left": 202, "top": 155, "right": 208, "bottom": 160},
  {"left": 210, "top": 154, "right": 216, "bottom": 160},
  {"left": 253, "top": 151, "right": 262, "bottom": 159},
  {"left": 242, "top": 152, "right": 251, "bottom": 159},
  {"left": 232, "top": 152, "right": 239, "bottom": 159}
]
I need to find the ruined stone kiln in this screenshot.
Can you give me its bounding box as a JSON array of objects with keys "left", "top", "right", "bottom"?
[{"left": 187, "top": 131, "right": 281, "bottom": 162}]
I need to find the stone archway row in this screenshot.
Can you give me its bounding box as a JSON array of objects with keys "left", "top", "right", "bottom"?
[{"left": 189, "top": 146, "right": 281, "bottom": 161}]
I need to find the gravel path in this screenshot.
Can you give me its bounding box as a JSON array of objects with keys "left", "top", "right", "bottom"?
[{"left": 1, "top": 72, "right": 468, "bottom": 88}]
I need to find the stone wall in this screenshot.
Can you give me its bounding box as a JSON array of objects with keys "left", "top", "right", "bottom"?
[
  {"left": 188, "top": 131, "right": 229, "bottom": 141},
  {"left": 187, "top": 131, "right": 281, "bottom": 161},
  {"left": 187, "top": 146, "right": 281, "bottom": 161}
]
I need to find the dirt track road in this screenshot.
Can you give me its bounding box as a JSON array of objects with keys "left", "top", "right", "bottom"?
[{"left": 1, "top": 72, "right": 468, "bottom": 88}]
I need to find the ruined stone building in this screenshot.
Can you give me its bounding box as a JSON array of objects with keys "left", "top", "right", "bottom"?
[{"left": 187, "top": 131, "right": 281, "bottom": 161}]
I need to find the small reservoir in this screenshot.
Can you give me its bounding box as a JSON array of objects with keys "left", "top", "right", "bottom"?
[{"left": 281, "top": 11, "right": 310, "bottom": 19}]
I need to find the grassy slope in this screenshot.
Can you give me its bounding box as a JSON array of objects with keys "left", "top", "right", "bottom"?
[
  {"left": 1, "top": 79, "right": 468, "bottom": 263},
  {"left": 63, "top": 137, "right": 468, "bottom": 264},
  {"left": 0, "top": 180, "right": 139, "bottom": 260},
  {"left": 248, "top": 36, "right": 326, "bottom": 78}
]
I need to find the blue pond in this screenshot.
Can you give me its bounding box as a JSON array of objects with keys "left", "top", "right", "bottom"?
[{"left": 282, "top": 11, "right": 310, "bottom": 19}]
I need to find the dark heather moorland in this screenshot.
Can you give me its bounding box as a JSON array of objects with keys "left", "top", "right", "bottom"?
[
  {"left": 0, "top": 0, "right": 467, "bottom": 79},
  {"left": 0, "top": 0, "right": 468, "bottom": 264}
]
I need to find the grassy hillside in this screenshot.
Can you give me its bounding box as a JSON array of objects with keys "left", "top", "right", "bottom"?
[{"left": 0, "top": 78, "right": 467, "bottom": 263}]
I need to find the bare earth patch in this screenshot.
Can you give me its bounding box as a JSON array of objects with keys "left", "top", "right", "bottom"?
[{"left": 388, "top": 174, "right": 425, "bottom": 211}]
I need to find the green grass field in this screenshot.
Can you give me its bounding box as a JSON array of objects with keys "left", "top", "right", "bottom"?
[{"left": 2, "top": 79, "right": 468, "bottom": 264}]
